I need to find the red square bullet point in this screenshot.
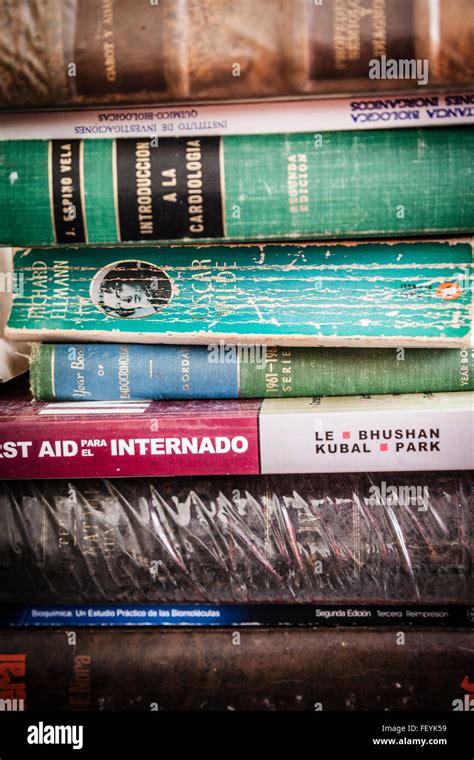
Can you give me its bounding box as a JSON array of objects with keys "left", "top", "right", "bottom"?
[
  {"left": 342, "top": 431, "right": 351, "bottom": 439},
  {"left": 380, "top": 443, "right": 388, "bottom": 452}
]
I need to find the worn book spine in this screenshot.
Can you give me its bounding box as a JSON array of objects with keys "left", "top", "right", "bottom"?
[
  {"left": 0, "top": 249, "right": 29, "bottom": 384},
  {"left": 0, "top": 628, "right": 472, "bottom": 711},
  {"left": 0, "top": 472, "right": 471, "bottom": 605},
  {"left": 6, "top": 242, "right": 473, "bottom": 348},
  {"left": 1, "top": 0, "right": 473, "bottom": 109},
  {"left": 1, "top": 129, "right": 474, "bottom": 247},
  {"left": 30, "top": 343, "right": 474, "bottom": 401},
  {"left": 0, "top": 392, "right": 472, "bottom": 478}
]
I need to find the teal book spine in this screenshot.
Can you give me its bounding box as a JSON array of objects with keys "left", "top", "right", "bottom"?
[
  {"left": 7, "top": 241, "right": 473, "bottom": 347},
  {"left": 0, "top": 128, "right": 474, "bottom": 246}
]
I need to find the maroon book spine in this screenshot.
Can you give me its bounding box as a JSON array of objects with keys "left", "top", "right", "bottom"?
[{"left": 0, "top": 394, "right": 260, "bottom": 479}]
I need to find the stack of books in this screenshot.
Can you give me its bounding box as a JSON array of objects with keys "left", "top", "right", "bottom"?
[{"left": 0, "top": 0, "right": 472, "bottom": 718}]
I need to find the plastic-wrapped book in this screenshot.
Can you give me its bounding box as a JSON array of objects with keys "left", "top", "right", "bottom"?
[{"left": 0, "top": 472, "right": 471, "bottom": 605}]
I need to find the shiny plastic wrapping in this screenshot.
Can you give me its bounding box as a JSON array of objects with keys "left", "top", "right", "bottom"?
[
  {"left": 0, "top": 471, "right": 471, "bottom": 604},
  {"left": 1, "top": 0, "right": 473, "bottom": 109}
]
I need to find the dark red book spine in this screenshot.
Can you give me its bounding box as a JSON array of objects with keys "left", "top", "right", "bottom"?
[{"left": 0, "top": 399, "right": 260, "bottom": 479}]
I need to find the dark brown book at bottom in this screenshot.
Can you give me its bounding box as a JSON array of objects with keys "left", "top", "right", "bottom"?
[{"left": 0, "top": 628, "right": 472, "bottom": 711}]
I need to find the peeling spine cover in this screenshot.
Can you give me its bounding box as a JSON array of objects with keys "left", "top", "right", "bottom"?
[{"left": 6, "top": 240, "right": 474, "bottom": 347}]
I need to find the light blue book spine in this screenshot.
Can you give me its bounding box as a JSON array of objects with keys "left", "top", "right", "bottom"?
[{"left": 33, "top": 343, "right": 238, "bottom": 401}]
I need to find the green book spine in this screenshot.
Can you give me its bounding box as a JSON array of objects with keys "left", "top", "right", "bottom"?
[
  {"left": 30, "top": 343, "right": 474, "bottom": 401},
  {"left": 1, "top": 128, "right": 474, "bottom": 246},
  {"left": 6, "top": 241, "right": 473, "bottom": 347},
  {"left": 240, "top": 345, "right": 474, "bottom": 397}
]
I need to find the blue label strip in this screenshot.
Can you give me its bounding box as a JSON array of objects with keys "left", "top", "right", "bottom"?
[
  {"left": 51, "top": 343, "right": 239, "bottom": 400},
  {"left": 0, "top": 604, "right": 471, "bottom": 627}
]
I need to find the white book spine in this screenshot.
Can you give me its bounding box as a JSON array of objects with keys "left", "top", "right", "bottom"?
[{"left": 1, "top": 91, "right": 473, "bottom": 140}]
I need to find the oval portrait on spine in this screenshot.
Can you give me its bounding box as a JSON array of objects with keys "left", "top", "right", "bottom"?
[{"left": 90, "top": 260, "right": 173, "bottom": 319}]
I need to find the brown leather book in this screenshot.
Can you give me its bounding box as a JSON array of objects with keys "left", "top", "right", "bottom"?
[
  {"left": 1, "top": 0, "right": 473, "bottom": 109},
  {"left": 0, "top": 627, "right": 472, "bottom": 710}
]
